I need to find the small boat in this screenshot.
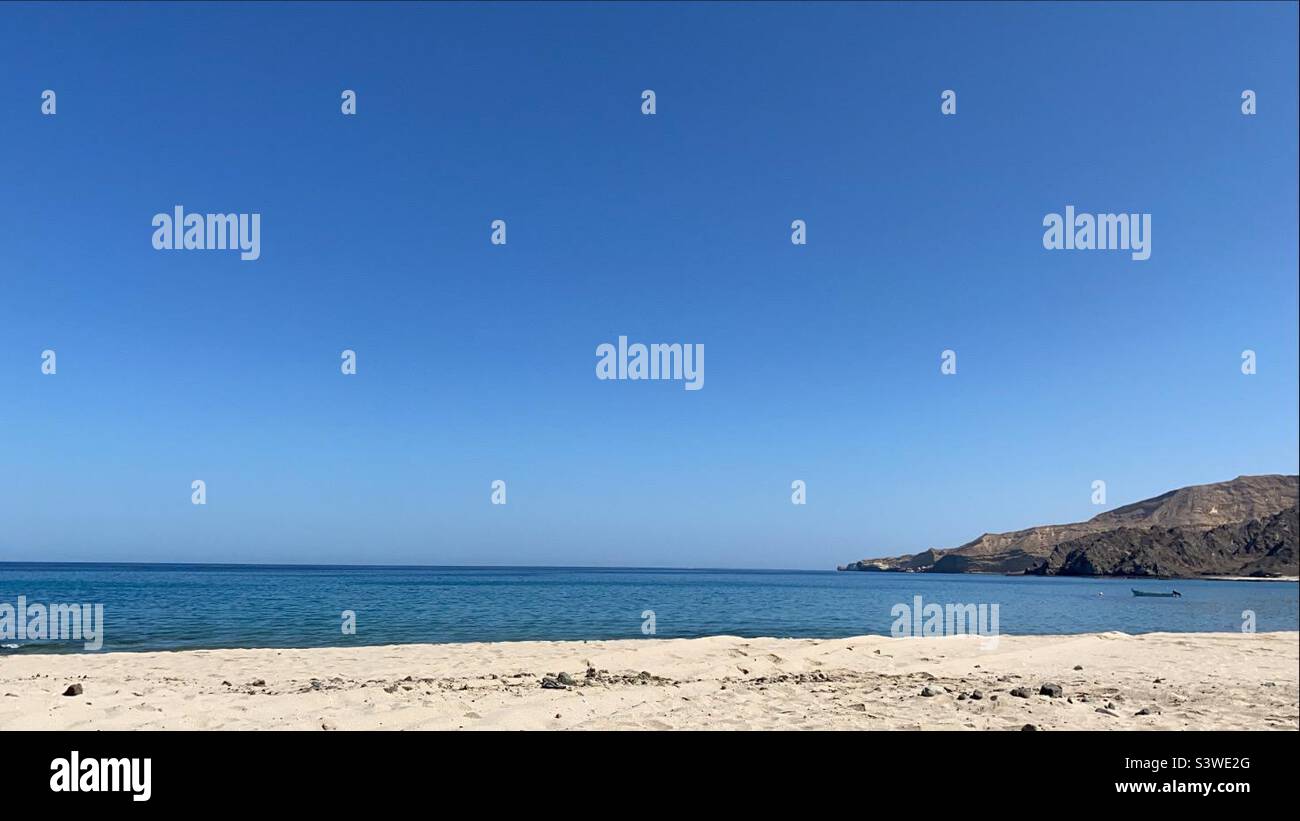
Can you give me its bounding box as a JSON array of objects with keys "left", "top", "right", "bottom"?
[{"left": 1132, "top": 589, "right": 1182, "bottom": 598}]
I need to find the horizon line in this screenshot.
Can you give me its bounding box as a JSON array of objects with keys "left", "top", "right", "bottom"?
[{"left": 0, "top": 559, "right": 831, "bottom": 574}]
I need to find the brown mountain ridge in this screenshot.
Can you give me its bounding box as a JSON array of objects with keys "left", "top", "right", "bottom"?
[{"left": 838, "top": 474, "right": 1299, "bottom": 577}]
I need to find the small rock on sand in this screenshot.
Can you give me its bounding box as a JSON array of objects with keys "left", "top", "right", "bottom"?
[
  {"left": 62, "top": 684, "right": 83, "bottom": 697},
  {"left": 1039, "top": 683, "right": 1064, "bottom": 698}
]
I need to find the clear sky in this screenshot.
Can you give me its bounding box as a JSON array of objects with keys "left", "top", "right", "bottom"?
[{"left": 1, "top": 1, "right": 1296, "bottom": 569}]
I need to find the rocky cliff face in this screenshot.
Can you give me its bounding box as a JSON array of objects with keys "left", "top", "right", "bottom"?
[
  {"left": 1029, "top": 505, "right": 1298, "bottom": 578},
  {"left": 839, "top": 475, "right": 1299, "bottom": 577}
]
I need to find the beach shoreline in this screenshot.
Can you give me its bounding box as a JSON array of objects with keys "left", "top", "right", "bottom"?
[{"left": 1, "top": 631, "right": 1296, "bottom": 730}]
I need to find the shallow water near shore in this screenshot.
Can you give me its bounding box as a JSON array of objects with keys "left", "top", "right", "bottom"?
[{"left": 1, "top": 562, "right": 1296, "bottom": 653}]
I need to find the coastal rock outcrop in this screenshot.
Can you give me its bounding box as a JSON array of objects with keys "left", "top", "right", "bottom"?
[
  {"left": 839, "top": 475, "right": 1298, "bottom": 578},
  {"left": 1027, "top": 505, "right": 1297, "bottom": 578}
]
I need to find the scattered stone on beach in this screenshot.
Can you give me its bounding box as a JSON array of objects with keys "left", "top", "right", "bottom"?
[
  {"left": 1095, "top": 708, "right": 1119, "bottom": 717},
  {"left": 957, "top": 692, "right": 967, "bottom": 701},
  {"left": 1020, "top": 723, "right": 1039, "bottom": 731},
  {"left": 1039, "top": 683, "right": 1064, "bottom": 698},
  {"left": 320, "top": 720, "right": 336, "bottom": 731},
  {"left": 1134, "top": 707, "right": 1160, "bottom": 716},
  {"left": 1153, "top": 677, "right": 1165, "bottom": 684},
  {"left": 1073, "top": 665, "right": 1084, "bottom": 671},
  {"left": 249, "top": 679, "right": 266, "bottom": 688},
  {"left": 970, "top": 690, "right": 984, "bottom": 700},
  {"left": 61, "top": 684, "right": 83, "bottom": 697},
  {"left": 557, "top": 672, "right": 577, "bottom": 687},
  {"left": 920, "top": 686, "right": 939, "bottom": 697},
  {"left": 1010, "top": 687, "right": 1033, "bottom": 698},
  {"left": 585, "top": 667, "right": 597, "bottom": 679},
  {"left": 540, "top": 676, "right": 567, "bottom": 690}
]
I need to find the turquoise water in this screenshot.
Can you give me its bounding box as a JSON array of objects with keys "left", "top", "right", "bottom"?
[{"left": 0, "top": 563, "right": 1295, "bottom": 653}]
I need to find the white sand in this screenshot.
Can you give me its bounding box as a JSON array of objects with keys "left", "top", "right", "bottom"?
[{"left": 1, "top": 631, "right": 1295, "bottom": 730}]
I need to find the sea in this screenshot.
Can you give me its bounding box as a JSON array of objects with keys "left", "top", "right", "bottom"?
[{"left": 1, "top": 562, "right": 1296, "bottom": 653}]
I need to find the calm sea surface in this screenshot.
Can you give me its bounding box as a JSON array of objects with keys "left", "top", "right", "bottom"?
[{"left": 1, "top": 563, "right": 1296, "bottom": 653}]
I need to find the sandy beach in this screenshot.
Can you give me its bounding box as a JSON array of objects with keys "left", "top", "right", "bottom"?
[{"left": 1, "top": 632, "right": 1295, "bottom": 730}]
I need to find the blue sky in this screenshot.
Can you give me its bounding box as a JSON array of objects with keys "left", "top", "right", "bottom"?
[{"left": 1, "top": 1, "right": 1296, "bottom": 569}]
